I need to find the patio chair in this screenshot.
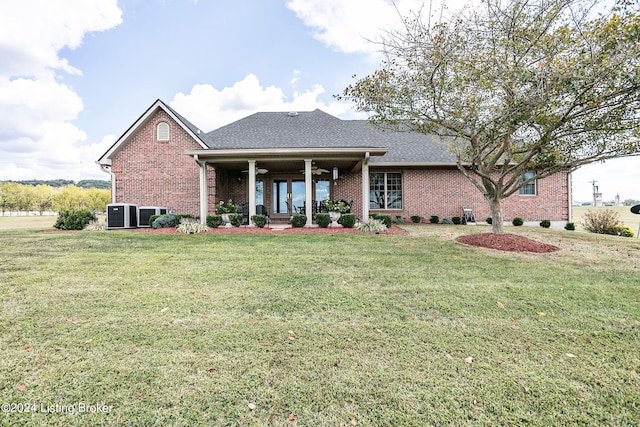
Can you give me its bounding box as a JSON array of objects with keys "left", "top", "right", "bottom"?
[{"left": 462, "top": 206, "right": 476, "bottom": 224}]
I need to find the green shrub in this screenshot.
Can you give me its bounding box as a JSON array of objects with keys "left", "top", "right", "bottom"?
[
  {"left": 152, "top": 213, "right": 179, "bottom": 229},
  {"left": 339, "top": 214, "right": 356, "bottom": 228},
  {"left": 512, "top": 217, "right": 524, "bottom": 226},
  {"left": 410, "top": 215, "right": 421, "bottom": 223},
  {"left": 452, "top": 216, "right": 462, "bottom": 225},
  {"left": 291, "top": 214, "right": 307, "bottom": 228},
  {"left": 582, "top": 209, "right": 623, "bottom": 235},
  {"left": 206, "top": 214, "right": 222, "bottom": 228},
  {"left": 251, "top": 214, "right": 268, "bottom": 228},
  {"left": 441, "top": 218, "right": 453, "bottom": 224},
  {"left": 315, "top": 213, "right": 331, "bottom": 228},
  {"left": 393, "top": 215, "right": 405, "bottom": 224},
  {"left": 177, "top": 218, "right": 209, "bottom": 234},
  {"left": 229, "top": 213, "right": 244, "bottom": 227},
  {"left": 430, "top": 215, "right": 439, "bottom": 224},
  {"left": 377, "top": 214, "right": 392, "bottom": 229},
  {"left": 564, "top": 222, "right": 575, "bottom": 231},
  {"left": 356, "top": 218, "right": 388, "bottom": 232},
  {"left": 486, "top": 217, "right": 493, "bottom": 224},
  {"left": 54, "top": 209, "right": 97, "bottom": 230},
  {"left": 148, "top": 214, "right": 160, "bottom": 227},
  {"left": 539, "top": 219, "right": 551, "bottom": 228}
]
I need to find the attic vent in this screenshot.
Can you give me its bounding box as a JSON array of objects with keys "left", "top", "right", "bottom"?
[
  {"left": 157, "top": 122, "right": 170, "bottom": 141},
  {"left": 287, "top": 112, "right": 299, "bottom": 117}
]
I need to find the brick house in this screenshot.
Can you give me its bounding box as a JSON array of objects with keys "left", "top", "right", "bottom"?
[{"left": 97, "top": 99, "right": 571, "bottom": 226}]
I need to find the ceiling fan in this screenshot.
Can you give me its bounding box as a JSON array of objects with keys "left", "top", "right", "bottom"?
[
  {"left": 300, "top": 163, "right": 330, "bottom": 175},
  {"left": 242, "top": 164, "right": 268, "bottom": 174}
]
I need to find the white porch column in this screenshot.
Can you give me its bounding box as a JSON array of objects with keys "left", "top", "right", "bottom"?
[
  {"left": 361, "top": 152, "right": 370, "bottom": 221},
  {"left": 248, "top": 160, "right": 257, "bottom": 226},
  {"left": 196, "top": 156, "right": 208, "bottom": 225},
  {"left": 304, "top": 159, "right": 313, "bottom": 226}
]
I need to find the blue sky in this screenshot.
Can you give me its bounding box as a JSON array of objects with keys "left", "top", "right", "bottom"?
[{"left": 0, "top": 0, "right": 638, "bottom": 203}]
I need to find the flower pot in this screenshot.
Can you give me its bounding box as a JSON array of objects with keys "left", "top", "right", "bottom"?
[
  {"left": 329, "top": 211, "right": 341, "bottom": 227},
  {"left": 221, "top": 213, "right": 232, "bottom": 227}
]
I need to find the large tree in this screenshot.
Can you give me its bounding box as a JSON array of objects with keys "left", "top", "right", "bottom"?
[{"left": 342, "top": 0, "right": 640, "bottom": 234}]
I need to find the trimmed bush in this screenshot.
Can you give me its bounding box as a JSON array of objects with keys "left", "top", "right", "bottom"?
[
  {"left": 148, "top": 214, "right": 160, "bottom": 227},
  {"left": 206, "top": 214, "right": 223, "bottom": 228},
  {"left": 410, "top": 215, "right": 421, "bottom": 223},
  {"left": 315, "top": 213, "right": 331, "bottom": 228},
  {"left": 429, "top": 215, "right": 440, "bottom": 224},
  {"left": 486, "top": 217, "right": 493, "bottom": 224},
  {"left": 393, "top": 216, "right": 405, "bottom": 224},
  {"left": 229, "top": 213, "right": 244, "bottom": 227},
  {"left": 152, "top": 213, "right": 179, "bottom": 229},
  {"left": 338, "top": 213, "right": 356, "bottom": 228},
  {"left": 291, "top": 214, "right": 307, "bottom": 228},
  {"left": 54, "top": 209, "right": 97, "bottom": 230},
  {"left": 512, "top": 217, "right": 524, "bottom": 226},
  {"left": 564, "top": 222, "right": 575, "bottom": 231},
  {"left": 540, "top": 219, "right": 551, "bottom": 228},
  {"left": 441, "top": 218, "right": 453, "bottom": 224},
  {"left": 452, "top": 216, "right": 462, "bottom": 225},
  {"left": 251, "top": 214, "right": 268, "bottom": 228},
  {"left": 618, "top": 225, "right": 635, "bottom": 237}
]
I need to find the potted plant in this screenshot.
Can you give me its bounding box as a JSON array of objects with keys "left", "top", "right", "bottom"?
[
  {"left": 216, "top": 199, "right": 238, "bottom": 227},
  {"left": 325, "top": 200, "right": 349, "bottom": 227}
]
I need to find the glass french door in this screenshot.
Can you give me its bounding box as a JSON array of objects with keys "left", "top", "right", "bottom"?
[{"left": 272, "top": 179, "right": 305, "bottom": 219}]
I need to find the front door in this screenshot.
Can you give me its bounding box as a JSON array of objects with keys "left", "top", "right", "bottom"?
[{"left": 272, "top": 179, "right": 305, "bottom": 221}]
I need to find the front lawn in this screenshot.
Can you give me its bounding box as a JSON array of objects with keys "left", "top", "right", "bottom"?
[{"left": 1, "top": 224, "right": 638, "bottom": 426}]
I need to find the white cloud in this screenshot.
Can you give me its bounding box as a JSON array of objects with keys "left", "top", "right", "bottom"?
[
  {"left": 0, "top": 0, "right": 122, "bottom": 181},
  {"left": 170, "top": 74, "right": 364, "bottom": 132},
  {"left": 285, "top": 0, "right": 472, "bottom": 55}
]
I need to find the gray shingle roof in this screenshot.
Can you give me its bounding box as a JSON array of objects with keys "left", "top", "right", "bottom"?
[{"left": 201, "top": 109, "right": 456, "bottom": 165}]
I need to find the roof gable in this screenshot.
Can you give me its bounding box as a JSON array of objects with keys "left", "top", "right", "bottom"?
[{"left": 97, "top": 99, "right": 207, "bottom": 164}]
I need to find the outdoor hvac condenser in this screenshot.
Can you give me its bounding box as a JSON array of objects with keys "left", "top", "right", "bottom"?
[
  {"left": 106, "top": 203, "right": 138, "bottom": 229},
  {"left": 138, "top": 206, "right": 168, "bottom": 227}
]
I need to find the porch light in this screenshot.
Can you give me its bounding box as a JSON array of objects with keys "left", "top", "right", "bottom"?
[{"left": 332, "top": 166, "right": 339, "bottom": 181}]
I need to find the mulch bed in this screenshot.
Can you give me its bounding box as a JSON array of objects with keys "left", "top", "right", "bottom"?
[
  {"left": 456, "top": 233, "right": 559, "bottom": 253},
  {"left": 132, "top": 225, "right": 409, "bottom": 235}
]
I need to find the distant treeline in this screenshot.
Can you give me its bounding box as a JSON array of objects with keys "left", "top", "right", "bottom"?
[{"left": 3, "top": 179, "right": 110, "bottom": 189}]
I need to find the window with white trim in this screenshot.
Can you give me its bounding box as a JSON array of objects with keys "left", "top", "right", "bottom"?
[
  {"left": 370, "top": 172, "right": 403, "bottom": 209},
  {"left": 519, "top": 171, "right": 537, "bottom": 195},
  {"left": 157, "top": 122, "right": 170, "bottom": 141}
]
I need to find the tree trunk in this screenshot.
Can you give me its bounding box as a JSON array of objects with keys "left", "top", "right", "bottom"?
[{"left": 488, "top": 197, "right": 504, "bottom": 234}]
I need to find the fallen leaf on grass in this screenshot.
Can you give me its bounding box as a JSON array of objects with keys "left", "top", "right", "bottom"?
[
  {"left": 288, "top": 413, "right": 296, "bottom": 421},
  {"left": 248, "top": 403, "right": 257, "bottom": 410},
  {"left": 631, "top": 370, "right": 637, "bottom": 375},
  {"left": 16, "top": 384, "right": 27, "bottom": 391},
  {"left": 351, "top": 418, "right": 357, "bottom": 426},
  {"left": 66, "top": 317, "right": 78, "bottom": 324},
  {"left": 497, "top": 360, "right": 506, "bottom": 365},
  {"left": 464, "top": 357, "right": 473, "bottom": 364},
  {"left": 160, "top": 307, "right": 169, "bottom": 313},
  {"left": 565, "top": 353, "right": 577, "bottom": 358},
  {"left": 497, "top": 301, "right": 504, "bottom": 308},
  {"left": 446, "top": 354, "right": 455, "bottom": 361},
  {"left": 537, "top": 312, "right": 545, "bottom": 316},
  {"left": 583, "top": 336, "right": 592, "bottom": 343},
  {"left": 24, "top": 345, "right": 32, "bottom": 351}
]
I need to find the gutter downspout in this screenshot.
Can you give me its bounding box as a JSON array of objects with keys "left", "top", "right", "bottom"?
[{"left": 99, "top": 164, "right": 116, "bottom": 204}]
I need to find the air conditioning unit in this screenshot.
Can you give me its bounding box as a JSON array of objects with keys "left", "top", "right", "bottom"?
[
  {"left": 138, "top": 206, "right": 169, "bottom": 227},
  {"left": 106, "top": 203, "right": 138, "bottom": 229}
]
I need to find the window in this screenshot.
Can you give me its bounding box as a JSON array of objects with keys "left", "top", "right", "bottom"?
[
  {"left": 156, "top": 122, "right": 170, "bottom": 141},
  {"left": 519, "top": 171, "right": 537, "bottom": 195},
  {"left": 370, "top": 172, "right": 403, "bottom": 209}
]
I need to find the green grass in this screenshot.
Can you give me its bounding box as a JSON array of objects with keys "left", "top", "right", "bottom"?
[{"left": 1, "top": 219, "right": 639, "bottom": 426}]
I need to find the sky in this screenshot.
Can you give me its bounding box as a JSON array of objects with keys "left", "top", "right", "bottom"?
[{"left": 0, "top": 0, "right": 638, "bottom": 204}]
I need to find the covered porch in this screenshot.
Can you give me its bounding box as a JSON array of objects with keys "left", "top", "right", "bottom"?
[{"left": 187, "top": 148, "right": 387, "bottom": 226}]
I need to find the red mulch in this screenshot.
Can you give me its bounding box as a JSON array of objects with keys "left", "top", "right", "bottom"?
[
  {"left": 456, "top": 233, "right": 559, "bottom": 253},
  {"left": 131, "top": 225, "right": 409, "bottom": 235}
]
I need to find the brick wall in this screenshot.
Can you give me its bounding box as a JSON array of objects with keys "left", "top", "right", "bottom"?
[
  {"left": 334, "top": 168, "right": 569, "bottom": 222},
  {"left": 110, "top": 110, "right": 216, "bottom": 216}
]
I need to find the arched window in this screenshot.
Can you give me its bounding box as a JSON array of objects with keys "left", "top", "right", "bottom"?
[{"left": 157, "top": 122, "right": 170, "bottom": 141}]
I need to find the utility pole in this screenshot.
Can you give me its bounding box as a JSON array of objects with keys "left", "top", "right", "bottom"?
[{"left": 590, "top": 180, "right": 602, "bottom": 207}]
